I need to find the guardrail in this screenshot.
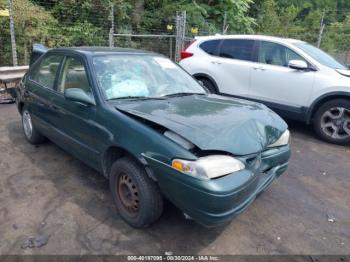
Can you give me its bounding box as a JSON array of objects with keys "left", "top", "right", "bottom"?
[{"left": 0, "top": 65, "right": 28, "bottom": 103}]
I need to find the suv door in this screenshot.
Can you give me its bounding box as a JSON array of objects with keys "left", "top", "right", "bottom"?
[
  {"left": 250, "top": 41, "right": 315, "bottom": 119},
  {"left": 26, "top": 54, "right": 63, "bottom": 134},
  {"left": 208, "top": 39, "right": 256, "bottom": 96},
  {"left": 49, "top": 55, "right": 101, "bottom": 170}
]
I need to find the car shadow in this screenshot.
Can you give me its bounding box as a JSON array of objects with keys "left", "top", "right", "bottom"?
[{"left": 5, "top": 119, "right": 226, "bottom": 254}]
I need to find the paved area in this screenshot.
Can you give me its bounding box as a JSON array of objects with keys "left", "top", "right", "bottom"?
[{"left": 0, "top": 104, "right": 349, "bottom": 255}]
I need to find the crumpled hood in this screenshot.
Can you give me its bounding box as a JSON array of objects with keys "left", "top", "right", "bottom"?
[{"left": 115, "top": 94, "right": 288, "bottom": 155}]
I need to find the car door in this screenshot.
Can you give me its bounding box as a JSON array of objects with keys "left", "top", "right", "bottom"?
[
  {"left": 208, "top": 39, "right": 256, "bottom": 96},
  {"left": 249, "top": 41, "right": 315, "bottom": 119},
  {"left": 25, "top": 54, "right": 64, "bottom": 134},
  {"left": 49, "top": 55, "right": 101, "bottom": 170}
]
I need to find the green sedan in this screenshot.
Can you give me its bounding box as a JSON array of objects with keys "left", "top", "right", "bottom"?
[{"left": 14, "top": 46, "right": 291, "bottom": 228}]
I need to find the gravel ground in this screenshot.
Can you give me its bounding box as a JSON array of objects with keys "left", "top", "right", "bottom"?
[{"left": 0, "top": 103, "right": 349, "bottom": 255}]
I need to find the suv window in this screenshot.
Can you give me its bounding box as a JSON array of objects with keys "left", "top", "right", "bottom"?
[
  {"left": 58, "top": 57, "right": 93, "bottom": 97},
  {"left": 31, "top": 55, "right": 63, "bottom": 89},
  {"left": 199, "top": 40, "right": 221, "bottom": 55},
  {"left": 218, "top": 39, "right": 255, "bottom": 61},
  {"left": 258, "top": 41, "right": 306, "bottom": 67}
]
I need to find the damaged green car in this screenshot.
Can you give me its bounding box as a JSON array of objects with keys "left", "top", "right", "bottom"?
[{"left": 14, "top": 46, "right": 291, "bottom": 228}]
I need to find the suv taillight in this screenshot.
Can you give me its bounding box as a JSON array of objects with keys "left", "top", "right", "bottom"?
[
  {"left": 180, "top": 51, "right": 193, "bottom": 59},
  {"left": 180, "top": 40, "right": 196, "bottom": 60}
]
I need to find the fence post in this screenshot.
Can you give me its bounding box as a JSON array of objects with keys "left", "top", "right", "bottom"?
[
  {"left": 8, "top": 0, "right": 18, "bottom": 66},
  {"left": 222, "top": 11, "right": 228, "bottom": 35},
  {"left": 109, "top": 4, "right": 115, "bottom": 48},
  {"left": 317, "top": 10, "right": 325, "bottom": 48},
  {"left": 169, "top": 37, "right": 173, "bottom": 60},
  {"left": 175, "top": 11, "right": 186, "bottom": 63}
]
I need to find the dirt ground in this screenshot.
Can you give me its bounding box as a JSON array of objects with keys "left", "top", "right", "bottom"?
[{"left": 0, "top": 103, "right": 349, "bottom": 255}]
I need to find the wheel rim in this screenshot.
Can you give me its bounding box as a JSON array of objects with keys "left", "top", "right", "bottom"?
[
  {"left": 22, "top": 111, "right": 33, "bottom": 139},
  {"left": 117, "top": 173, "right": 139, "bottom": 217},
  {"left": 320, "top": 107, "right": 350, "bottom": 139}
]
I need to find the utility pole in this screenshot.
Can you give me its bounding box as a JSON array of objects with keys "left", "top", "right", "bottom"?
[
  {"left": 109, "top": 3, "right": 115, "bottom": 48},
  {"left": 317, "top": 10, "right": 325, "bottom": 48},
  {"left": 8, "top": 0, "right": 17, "bottom": 66},
  {"left": 222, "top": 11, "right": 227, "bottom": 35}
]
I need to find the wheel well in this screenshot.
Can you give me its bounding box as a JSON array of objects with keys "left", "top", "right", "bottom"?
[
  {"left": 193, "top": 74, "right": 219, "bottom": 93},
  {"left": 102, "top": 146, "right": 150, "bottom": 179},
  {"left": 308, "top": 94, "right": 350, "bottom": 124}
]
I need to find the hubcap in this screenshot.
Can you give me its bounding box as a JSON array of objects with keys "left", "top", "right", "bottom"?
[
  {"left": 118, "top": 173, "right": 139, "bottom": 216},
  {"left": 321, "top": 107, "right": 350, "bottom": 139},
  {"left": 22, "top": 111, "right": 33, "bottom": 139}
]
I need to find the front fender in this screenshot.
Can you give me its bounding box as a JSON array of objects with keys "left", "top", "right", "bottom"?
[{"left": 306, "top": 90, "right": 350, "bottom": 123}]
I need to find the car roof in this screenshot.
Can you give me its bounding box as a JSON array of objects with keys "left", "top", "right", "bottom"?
[
  {"left": 50, "top": 47, "right": 156, "bottom": 56},
  {"left": 195, "top": 34, "right": 306, "bottom": 44}
]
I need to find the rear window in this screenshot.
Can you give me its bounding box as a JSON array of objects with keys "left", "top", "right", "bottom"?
[
  {"left": 218, "top": 39, "right": 255, "bottom": 61},
  {"left": 199, "top": 40, "right": 221, "bottom": 55}
]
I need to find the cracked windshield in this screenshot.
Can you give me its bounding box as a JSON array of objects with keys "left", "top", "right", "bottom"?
[{"left": 93, "top": 55, "right": 206, "bottom": 100}]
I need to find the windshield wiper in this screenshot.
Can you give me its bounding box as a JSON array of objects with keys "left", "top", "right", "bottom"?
[
  {"left": 108, "top": 96, "right": 165, "bottom": 100},
  {"left": 162, "top": 92, "right": 206, "bottom": 98}
]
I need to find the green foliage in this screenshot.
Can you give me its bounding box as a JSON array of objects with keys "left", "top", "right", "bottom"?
[{"left": 1, "top": 0, "right": 350, "bottom": 65}]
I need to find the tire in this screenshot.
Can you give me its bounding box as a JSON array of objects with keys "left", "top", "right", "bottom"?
[
  {"left": 109, "top": 157, "right": 163, "bottom": 228},
  {"left": 21, "top": 107, "right": 46, "bottom": 144},
  {"left": 313, "top": 99, "right": 350, "bottom": 144},
  {"left": 197, "top": 77, "right": 217, "bottom": 94}
]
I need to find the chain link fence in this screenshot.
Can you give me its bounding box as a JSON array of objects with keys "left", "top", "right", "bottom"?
[{"left": 1, "top": 1, "right": 350, "bottom": 66}]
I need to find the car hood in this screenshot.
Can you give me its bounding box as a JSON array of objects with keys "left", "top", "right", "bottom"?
[{"left": 114, "top": 94, "right": 288, "bottom": 155}]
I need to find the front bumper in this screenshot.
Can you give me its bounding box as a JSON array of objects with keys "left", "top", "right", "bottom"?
[{"left": 144, "top": 145, "right": 291, "bottom": 227}]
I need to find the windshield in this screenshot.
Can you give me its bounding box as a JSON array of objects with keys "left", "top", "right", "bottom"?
[
  {"left": 294, "top": 42, "right": 347, "bottom": 69},
  {"left": 92, "top": 55, "right": 206, "bottom": 100}
]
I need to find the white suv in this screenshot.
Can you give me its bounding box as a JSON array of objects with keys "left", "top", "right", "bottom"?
[{"left": 179, "top": 35, "right": 350, "bottom": 144}]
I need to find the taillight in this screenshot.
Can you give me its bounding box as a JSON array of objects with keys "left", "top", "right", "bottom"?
[
  {"left": 180, "top": 51, "right": 193, "bottom": 59},
  {"left": 180, "top": 40, "right": 196, "bottom": 60}
]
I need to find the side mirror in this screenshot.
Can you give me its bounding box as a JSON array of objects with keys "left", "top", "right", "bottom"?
[
  {"left": 64, "top": 88, "right": 95, "bottom": 106},
  {"left": 288, "top": 60, "right": 308, "bottom": 70}
]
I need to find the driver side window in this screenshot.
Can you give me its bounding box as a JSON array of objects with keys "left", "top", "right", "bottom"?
[
  {"left": 58, "top": 57, "right": 93, "bottom": 97},
  {"left": 258, "top": 41, "right": 306, "bottom": 67}
]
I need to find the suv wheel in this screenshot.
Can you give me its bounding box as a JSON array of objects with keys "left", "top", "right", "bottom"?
[
  {"left": 313, "top": 99, "right": 350, "bottom": 144},
  {"left": 109, "top": 157, "right": 163, "bottom": 228},
  {"left": 22, "top": 108, "right": 46, "bottom": 144}
]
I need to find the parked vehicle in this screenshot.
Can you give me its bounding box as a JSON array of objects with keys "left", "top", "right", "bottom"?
[
  {"left": 13, "top": 46, "right": 291, "bottom": 228},
  {"left": 179, "top": 35, "right": 350, "bottom": 145}
]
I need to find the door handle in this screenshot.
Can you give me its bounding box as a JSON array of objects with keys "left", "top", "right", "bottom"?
[
  {"left": 253, "top": 66, "right": 266, "bottom": 71},
  {"left": 49, "top": 104, "right": 58, "bottom": 110}
]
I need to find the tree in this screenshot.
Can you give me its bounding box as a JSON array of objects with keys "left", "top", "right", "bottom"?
[
  {"left": 0, "top": 0, "right": 57, "bottom": 65},
  {"left": 323, "top": 14, "right": 350, "bottom": 63}
]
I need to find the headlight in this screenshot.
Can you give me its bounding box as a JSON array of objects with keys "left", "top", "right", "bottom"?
[
  {"left": 172, "top": 155, "right": 245, "bottom": 180},
  {"left": 268, "top": 129, "right": 290, "bottom": 148}
]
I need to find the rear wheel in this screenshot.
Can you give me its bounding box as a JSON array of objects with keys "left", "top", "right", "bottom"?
[
  {"left": 313, "top": 99, "right": 350, "bottom": 144},
  {"left": 21, "top": 108, "right": 46, "bottom": 144},
  {"left": 197, "top": 77, "right": 217, "bottom": 94},
  {"left": 109, "top": 157, "right": 163, "bottom": 228}
]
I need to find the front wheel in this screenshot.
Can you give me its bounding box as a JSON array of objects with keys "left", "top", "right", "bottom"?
[
  {"left": 22, "top": 108, "right": 46, "bottom": 144},
  {"left": 109, "top": 157, "right": 163, "bottom": 228},
  {"left": 313, "top": 99, "right": 350, "bottom": 144},
  {"left": 197, "top": 77, "right": 217, "bottom": 94}
]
